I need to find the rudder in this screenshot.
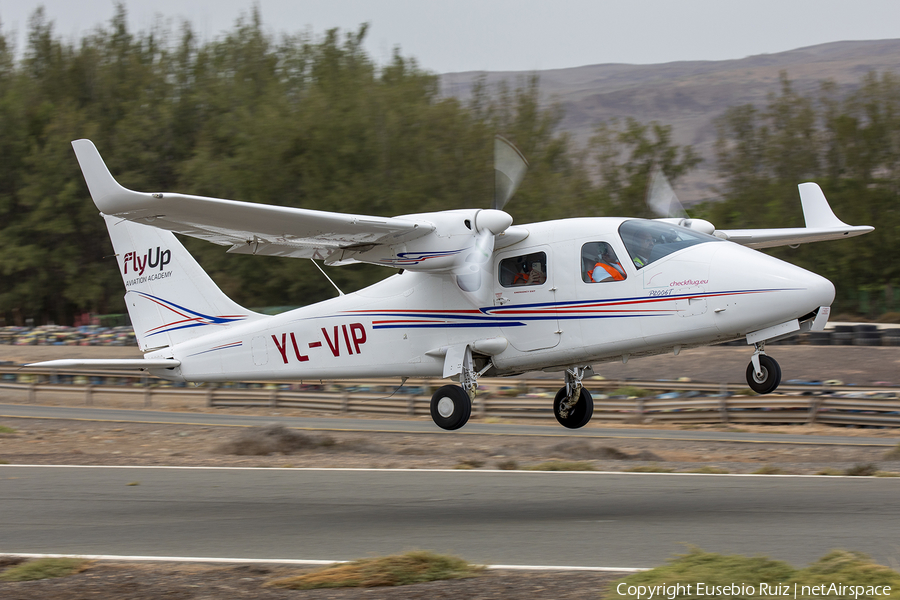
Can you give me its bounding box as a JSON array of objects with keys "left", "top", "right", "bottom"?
[{"left": 103, "top": 214, "right": 262, "bottom": 351}]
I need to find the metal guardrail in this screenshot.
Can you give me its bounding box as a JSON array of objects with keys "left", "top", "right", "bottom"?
[{"left": 1, "top": 372, "right": 899, "bottom": 427}]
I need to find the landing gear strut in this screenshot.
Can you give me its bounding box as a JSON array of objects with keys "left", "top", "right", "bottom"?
[
  {"left": 430, "top": 346, "right": 491, "bottom": 430},
  {"left": 553, "top": 366, "right": 594, "bottom": 429},
  {"left": 746, "top": 343, "right": 781, "bottom": 394}
]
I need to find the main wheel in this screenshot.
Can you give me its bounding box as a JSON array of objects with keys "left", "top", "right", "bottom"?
[
  {"left": 553, "top": 387, "right": 594, "bottom": 429},
  {"left": 746, "top": 355, "right": 782, "bottom": 394},
  {"left": 430, "top": 385, "right": 472, "bottom": 430}
]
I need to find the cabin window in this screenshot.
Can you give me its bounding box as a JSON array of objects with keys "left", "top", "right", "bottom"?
[
  {"left": 499, "top": 252, "right": 547, "bottom": 287},
  {"left": 619, "top": 219, "right": 721, "bottom": 269},
  {"left": 581, "top": 242, "right": 627, "bottom": 283}
]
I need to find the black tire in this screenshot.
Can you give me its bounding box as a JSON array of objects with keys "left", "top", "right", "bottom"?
[
  {"left": 553, "top": 387, "right": 594, "bottom": 429},
  {"left": 430, "top": 385, "right": 472, "bottom": 430},
  {"left": 746, "top": 355, "right": 781, "bottom": 394}
]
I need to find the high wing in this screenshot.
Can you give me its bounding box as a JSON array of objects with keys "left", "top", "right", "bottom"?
[
  {"left": 713, "top": 183, "right": 873, "bottom": 248},
  {"left": 71, "top": 139, "right": 434, "bottom": 260}
]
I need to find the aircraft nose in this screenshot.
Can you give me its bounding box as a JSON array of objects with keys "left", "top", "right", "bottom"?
[
  {"left": 708, "top": 243, "right": 835, "bottom": 332},
  {"left": 801, "top": 268, "right": 836, "bottom": 310}
]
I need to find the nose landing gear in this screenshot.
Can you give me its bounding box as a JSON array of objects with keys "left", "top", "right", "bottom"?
[
  {"left": 553, "top": 366, "right": 594, "bottom": 429},
  {"left": 746, "top": 343, "right": 781, "bottom": 394}
]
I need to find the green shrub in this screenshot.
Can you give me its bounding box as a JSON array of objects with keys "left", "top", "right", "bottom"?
[
  {"left": 265, "top": 551, "right": 483, "bottom": 589},
  {"left": 626, "top": 464, "right": 674, "bottom": 473},
  {"left": 610, "top": 548, "right": 900, "bottom": 600},
  {"left": 0, "top": 558, "right": 89, "bottom": 581},
  {"left": 845, "top": 463, "right": 878, "bottom": 476},
  {"left": 524, "top": 460, "right": 596, "bottom": 471}
]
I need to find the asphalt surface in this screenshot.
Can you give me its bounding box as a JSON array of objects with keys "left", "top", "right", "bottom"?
[
  {"left": 1, "top": 403, "right": 896, "bottom": 446},
  {"left": 2, "top": 466, "right": 899, "bottom": 569}
]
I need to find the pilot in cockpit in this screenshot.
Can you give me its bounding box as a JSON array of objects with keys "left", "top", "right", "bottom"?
[{"left": 632, "top": 231, "right": 655, "bottom": 268}]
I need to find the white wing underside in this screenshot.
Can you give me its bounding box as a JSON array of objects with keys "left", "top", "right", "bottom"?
[{"left": 71, "top": 140, "right": 433, "bottom": 260}]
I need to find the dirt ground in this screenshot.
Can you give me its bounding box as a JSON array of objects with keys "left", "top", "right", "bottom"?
[
  {"left": 2, "top": 345, "right": 900, "bottom": 599},
  {"left": 0, "top": 559, "right": 623, "bottom": 600}
]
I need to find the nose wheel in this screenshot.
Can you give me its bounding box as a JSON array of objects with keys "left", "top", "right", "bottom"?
[
  {"left": 554, "top": 387, "right": 594, "bottom": 429},
  {"left": 553, "top": 366, "right": 594, "bottom": 429},
  {"left": 746, "top": 353, "right": 781, "bottom": 394}
]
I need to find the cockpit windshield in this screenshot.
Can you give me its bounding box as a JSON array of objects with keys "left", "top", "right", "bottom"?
[{"left": 619, "top": 219, "right": 721, "bottom": 269}]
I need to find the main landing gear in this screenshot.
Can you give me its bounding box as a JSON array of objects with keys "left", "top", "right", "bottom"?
[
  {"left": 429, "top": 352, "right": 596, "bottom": 431},
  {"left": 430, "top": 346, "right": 489, "bottom": 431},
  {"left": 746, "top": 342, "right": 781, "bottom": 394},
  {"left": 430, "top": 385, "right": 472, "bottom": 430},
  {"left": 553, "top": 366, "right": 594, "bottom": 429}
]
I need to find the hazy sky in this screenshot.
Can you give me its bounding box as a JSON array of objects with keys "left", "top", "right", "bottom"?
[{"left": 2, "top": 0, "right": 900, "bottom": 73}]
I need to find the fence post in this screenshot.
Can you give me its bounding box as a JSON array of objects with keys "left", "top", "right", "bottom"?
[
  {"left": 719, "top": 396, "right": 729, "bottom": 423},
  {"left": 85, "top": 384, "right": 93, "bottom": 406},
  {"left": 144, "top": 386, "right": 152, "bottom": 408},
  {"left": 407, "top": 395, "right": 415, "bottom": 417},
  {"left": 341, "top": 391, "right": 349, "bottom": 413},
  {"left": 28, "top": 382, "right": 36, "bottom": 403},
  {"left": 270, "top": 389, "right": 278, "bottom": 408},
  {"left": 206, "top": 386, "right": 215, "bottom": 408},
  {"left": 807, "top": 398, "right": 821, "bottom": 424}
]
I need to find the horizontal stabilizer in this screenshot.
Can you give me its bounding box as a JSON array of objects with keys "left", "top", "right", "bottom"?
[
  {"left": 715, "top": 182, "right": 873, "bottom": 248},
  {"left": 24, "top": 359, "right": 181, "bottom": 370}
]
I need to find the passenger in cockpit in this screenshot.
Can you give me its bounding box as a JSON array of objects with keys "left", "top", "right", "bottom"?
[{"left": 590, "top": 245, "right": 625, "bottom": 282}]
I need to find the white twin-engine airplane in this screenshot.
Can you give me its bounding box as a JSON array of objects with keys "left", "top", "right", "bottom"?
[{"left": 28, "top": 138, "right": 873, "bottom": 430}]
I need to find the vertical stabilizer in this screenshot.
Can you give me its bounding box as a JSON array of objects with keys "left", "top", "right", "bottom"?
[{"left": 103, "top": 214, "right": 263, "bottom": 351}]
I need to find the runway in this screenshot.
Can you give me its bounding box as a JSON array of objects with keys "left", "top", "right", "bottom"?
[{"left": 2, "top": 466, "right": 898, "bottom": 568}]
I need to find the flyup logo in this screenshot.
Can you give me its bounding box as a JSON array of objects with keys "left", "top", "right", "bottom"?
[{"left": 123, "top": 247, "right": 171, "bottom": 276}]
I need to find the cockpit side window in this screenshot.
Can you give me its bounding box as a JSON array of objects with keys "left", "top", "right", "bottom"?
[
  {"left": 619, "top": 220, "right": 720, "bottom": 269},
  {"left": 581, "top": 242, "right": 627, "bottom": 283},
  {"left": 499, "top": 252, "right": 547, "bottom": 287}
]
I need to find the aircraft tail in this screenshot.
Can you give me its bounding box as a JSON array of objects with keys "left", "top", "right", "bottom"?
[{"left": 102, "top": 214, "right": 263, "bottom": 352}]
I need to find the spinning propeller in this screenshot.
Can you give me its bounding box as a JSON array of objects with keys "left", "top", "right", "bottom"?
[
  {"left": 453, "top": 136, "right": 528, "bottom": 303},
  {"left": 646, "top": 166, "right": 715, "bottom": 235}
]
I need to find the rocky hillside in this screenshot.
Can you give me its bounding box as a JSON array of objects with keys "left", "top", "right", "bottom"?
[{"left": 440, "top": 40, "right": 900, "bottom": 204}]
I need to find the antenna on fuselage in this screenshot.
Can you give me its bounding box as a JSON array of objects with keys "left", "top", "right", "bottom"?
[{"left": 310, "top": 259, "right": 344, "bottom": 297}]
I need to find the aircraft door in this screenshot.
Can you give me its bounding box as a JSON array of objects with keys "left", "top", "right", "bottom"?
[{"left": 492, "top": 246, "right": 560, "bottom": 351}]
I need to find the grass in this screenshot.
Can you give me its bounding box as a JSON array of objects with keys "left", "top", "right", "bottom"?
[
  {"left": 454, "top": 458, "right": 485, "bottom": 469},
  {"left": 215, "top": 424, "right": 336, "bottom": 455},
  {"left": 816, "top": 468, "right": 844, "bottom": 476},
  {"left": 609, "top": 548, "right": 900, "bottom": 599},
  {"left": 0, "top": 425, "right": 15, "bottom": 434},
  {"left": 0, "top": 558, "right": 89, "bottom": 581},
  {"left": 496, "top": 460, "right": 519, "bottom": 470},
  {"left": 686, "top": 466, "right": 730, "bottom": 474},
  {"left": 265, "top": 551, "right": 483, "bottom": 589},
  {"left": 524, "top": 460, "right": 596, "bottom": 471},
  {"left": 625, "top": 463, "right": 674, "bottom": 473},
  {"left": 884, "top": 442, "right": 900, "bottom": 460},
  {"left": 845, "top": 463, "right": 879, "bottom": 476},
  {"left": 751, "top": 465, "right": 786, "bottom": 475}
]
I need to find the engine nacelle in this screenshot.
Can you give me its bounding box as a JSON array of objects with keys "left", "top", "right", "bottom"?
[{"left": 327, "top": 209, "right": 513, "bottom": 271}]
